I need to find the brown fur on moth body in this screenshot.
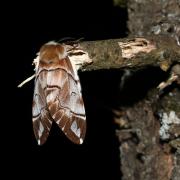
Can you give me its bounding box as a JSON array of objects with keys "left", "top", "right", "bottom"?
[
  {"left": 39, "top": 42, "right": 67, "bottom": 64},
  {"left": 31, "top": 41, "right": 92, "bottom": 145}
]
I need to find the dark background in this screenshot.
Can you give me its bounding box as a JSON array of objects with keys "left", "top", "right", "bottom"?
[{"left": 7, "top": 0, "right": 127, "bottom": 179}]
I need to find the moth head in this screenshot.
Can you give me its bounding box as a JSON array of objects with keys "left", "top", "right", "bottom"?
[{"left": 39, "top": 41, "right": 67, "bottom": 64}]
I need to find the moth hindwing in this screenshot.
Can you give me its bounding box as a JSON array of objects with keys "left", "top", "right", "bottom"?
[{"left": 32, "top": 41, "right": 90, "bottom": 145}]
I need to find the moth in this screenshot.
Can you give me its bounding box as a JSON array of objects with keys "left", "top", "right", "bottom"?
[{"left": 18, "top": 41, "right": 92, "bottom": 145}]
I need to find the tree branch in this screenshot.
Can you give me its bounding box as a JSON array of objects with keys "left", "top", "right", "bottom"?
[{"left": 79, "top": 35, "right": 180, "bottom": 72}]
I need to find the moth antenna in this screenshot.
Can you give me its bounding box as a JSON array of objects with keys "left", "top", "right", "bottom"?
[
  {"left": 57, "top": 37, "right": 84, "bottom": 43},
  {"left": 57, "top": 37, "right": 76, "bottom": 43},
  {"left": 72, "top": 37, "right": 84, "bottom": 43},
  {"left": 17, "top": 74, "right": 35, "bottom": 88}
]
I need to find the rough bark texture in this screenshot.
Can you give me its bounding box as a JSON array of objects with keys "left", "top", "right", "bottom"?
[
  {"left": 80, "top": 36, "right": 180, "bottom": 71},
  {"left": 109, "top": 0, "right": 180, "bottom": 179},
  {"left": 114, "top": 87, "right": 180, "bottom": 180},
  {"left": 79, "top": 35, "right": 179, "bottom": 179},
  {"left": 127, "top": 0, "right": 180, "bottom": 45}
]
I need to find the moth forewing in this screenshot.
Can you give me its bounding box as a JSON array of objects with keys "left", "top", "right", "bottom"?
[{"left": 31, "top": 41, "right": 92, "bottom": 145}]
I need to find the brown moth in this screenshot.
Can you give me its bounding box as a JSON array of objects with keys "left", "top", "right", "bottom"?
[{"left": 18, "top": 41, "right": 92, "bottom": 145}]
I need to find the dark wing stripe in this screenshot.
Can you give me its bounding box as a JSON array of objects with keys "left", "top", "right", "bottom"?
[
  {"left": 32, "top": 108, "right": 52, "bottom": 145},
  {"left": 32, "top": 73, "right": 53, "bottom": 145},
  {"left": 58, "top": 101, "right": 86, "bottom": 117},
  {"left": 45, "top": 86, "right": 86, "bottom": 116},
  {"left": 36, "top": 67, "right": 77, "bottom": 83},
  {"left": 44, "top": 57, "right": 86, "bottom": 144},
  {"left": 33, "top": 43, "right": 86, "bottom": 145},
  {"left": 44, "top": 85, "right": 62, "bottom": 90}
]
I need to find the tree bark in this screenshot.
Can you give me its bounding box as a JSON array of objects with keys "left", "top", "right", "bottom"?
[
  {"left": 79, "top": 35, "right": 180, "bottom": 71},
  {"left": 78, "top": 34, "right": 180, "bottom": 180},
  {"left": 109, "top": 0, "right": 180, "bottom": 179},
  {"left": 76, "top": 1, "right": 180, "bottom": 178}
]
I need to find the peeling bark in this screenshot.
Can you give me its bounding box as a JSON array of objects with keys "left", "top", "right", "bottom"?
[
  {"left": 79, "top": 35, "right": 180, "bottom": 72},
  {"left": 78, "top": 34, "right": 180, "bottom": 179},
  {"left": 107, "top": 1, "right": 180, "bottom": 179}
]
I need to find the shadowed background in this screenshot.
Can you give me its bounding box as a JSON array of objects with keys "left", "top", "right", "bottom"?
[
  {"left": 10, "top": 0, "right": 128, "bottom": 179},
  {"left": 5, "top": 0, "right": 179, "bottom": 179}
]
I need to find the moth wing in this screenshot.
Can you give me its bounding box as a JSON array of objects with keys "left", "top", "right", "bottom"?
[
  {"left": 32, "top": 70, "right": 53, "bottom": 145},
  {"left": 46, "top": 57, "right": 86, "bottom": 144}
]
